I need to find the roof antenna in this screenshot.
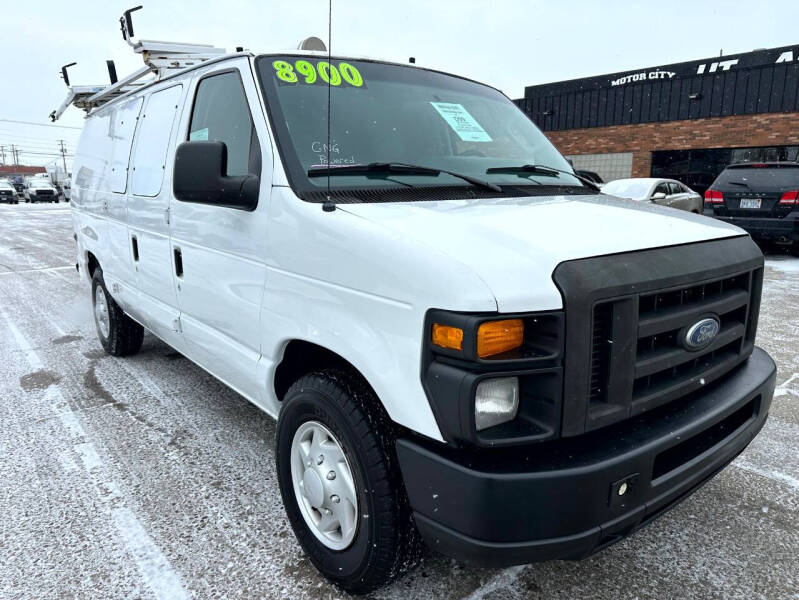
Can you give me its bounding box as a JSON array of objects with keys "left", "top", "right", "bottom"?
[{"left": 322, "top": 0, "right": 336, "bottom": 212}]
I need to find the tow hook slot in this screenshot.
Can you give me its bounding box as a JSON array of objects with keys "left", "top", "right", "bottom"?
[{"left": 609, "top": 473, "right": 639, "bottom": 507}]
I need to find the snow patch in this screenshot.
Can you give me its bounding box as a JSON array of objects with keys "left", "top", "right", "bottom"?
[
  {"left": 462, "top": 565, "right": 526, "bottom": 600},
  {"left": 2, "top": 308, "right": 190, "bottom": 600},
  {"left": 765, "top": 258, "right": 799, "bottom": 274},
  {"left": 733, "top": 460, "right": 799, "bottom": 492}
]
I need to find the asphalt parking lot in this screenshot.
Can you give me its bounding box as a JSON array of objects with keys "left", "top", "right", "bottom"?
[{"left": 1, "top": 203, "right": 797, "bottom": 600}]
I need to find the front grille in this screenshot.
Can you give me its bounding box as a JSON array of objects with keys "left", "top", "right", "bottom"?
[
  {"left": 35, "top": 189, "right": 55, "bottom": 195},
  {"left": 589, "top": 303, "right": 613, "bottom": 407},
  {"left": 588, "top": 268, "right": 762, "bottom": 430},
  {"left": 554, "top": 236, "right": 765, "bottom": 437}
]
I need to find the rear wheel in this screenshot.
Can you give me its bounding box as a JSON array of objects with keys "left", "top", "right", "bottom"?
[
  {"left": 276, "top": 370, "right": 423, "bottom": 594},
  {"left": 91, "top": 268, "right": 144, "bottom": 356}
]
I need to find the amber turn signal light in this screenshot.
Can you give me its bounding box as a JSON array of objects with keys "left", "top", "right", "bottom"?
[
  {"left": 477, "top": 319, "right": 524, "bottom": 358},
  {"left": 432, "top": 323, "right": 464, "bottom": 351}
]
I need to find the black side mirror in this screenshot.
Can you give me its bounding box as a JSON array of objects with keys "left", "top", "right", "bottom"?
[{"left": 173, "top": 141, "right": 259, "bottom": 210}]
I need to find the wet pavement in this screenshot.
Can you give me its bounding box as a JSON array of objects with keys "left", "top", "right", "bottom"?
[{"left": 1, "top": 203, "right": 797, "bottom": 599}]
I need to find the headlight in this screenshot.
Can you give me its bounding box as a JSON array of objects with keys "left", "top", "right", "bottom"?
[
  {"left": 475, "top": 376, "right": 519, "bottom": 431},
  {"left": 431, "top": 323, "right": 463, "bottom": 351},
  {"left": 477, "top": 319, "right": 524, "bottom": 358}
]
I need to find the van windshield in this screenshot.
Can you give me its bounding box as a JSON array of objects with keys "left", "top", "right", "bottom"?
[{"left": 255, "top": 55, "right": 584, "bottom": 201}]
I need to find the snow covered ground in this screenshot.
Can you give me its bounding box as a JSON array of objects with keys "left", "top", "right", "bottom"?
[{"left": 1, "top": 203, "right": 797, "bottom": 599}]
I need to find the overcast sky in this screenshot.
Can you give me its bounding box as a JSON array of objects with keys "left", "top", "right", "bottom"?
[{"left": 2, "top": 0, "right": 798, "bottom": 169}]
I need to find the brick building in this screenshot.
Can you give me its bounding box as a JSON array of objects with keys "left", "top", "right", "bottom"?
[
  {"left": 516, "top": 44, "right": 799, "bottom": 194},
  {"left": 0, "top": 165, "right": 47, "bottom": 180}
]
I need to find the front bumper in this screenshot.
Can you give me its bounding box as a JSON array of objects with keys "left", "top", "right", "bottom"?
[
  {"left": 397, "top": 347, "right": 775, "bottom": 567},
  {"left": 705, "top": 209, "right": 799, "bottom": 242}
]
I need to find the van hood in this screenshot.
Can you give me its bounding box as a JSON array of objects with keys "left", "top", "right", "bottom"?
[{"left": 338, "top": 194, "right": 745, "bottom": 312}]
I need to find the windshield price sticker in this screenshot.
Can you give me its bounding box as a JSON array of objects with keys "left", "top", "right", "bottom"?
[
  {"left": 273, "top": 59, "right": 365, "bottom": 87},
  {"left": 430, "top": 102, "right": 492, "bottom": 142}
]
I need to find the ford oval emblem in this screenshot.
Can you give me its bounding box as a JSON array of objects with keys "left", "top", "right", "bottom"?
[{"left": 683, "top": 317, "right": 720, "bottom": 350}]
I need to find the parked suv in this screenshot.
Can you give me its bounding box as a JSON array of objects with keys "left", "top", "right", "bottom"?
[
  {"left": 70, "top": 51, "right": 775, "bottom": 593},
  {"left": 704, "top": 162, "right": 799, "bottom": 250}
]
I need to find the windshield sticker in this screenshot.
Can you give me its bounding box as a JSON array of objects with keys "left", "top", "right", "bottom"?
[
  {"left": 189, "top": 127, "right": 209, "bottom": 141},
  {"left": 273, "top": 60, "right": 364, "bottom": 87},
  {"left": 430, "top": 102, "right": 492, "bottom": 142}
]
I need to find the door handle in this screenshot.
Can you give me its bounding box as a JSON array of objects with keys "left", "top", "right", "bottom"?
[
  {"left": 173, "top": 247, "right": 183, "bottom": 278},
  {"left": 131, "top": 235, "right": 139, "bottom": 262}
]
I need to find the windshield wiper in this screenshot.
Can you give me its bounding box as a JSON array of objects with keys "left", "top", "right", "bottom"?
[
  {"left": 729, "top": 181, "right": 751, "bottom": 188},
  {"left": 308, "top": 162, "right": 502, "bottom": 192},
  {"left": 486, "top": 164, "right": 601, "bottom": 191}
]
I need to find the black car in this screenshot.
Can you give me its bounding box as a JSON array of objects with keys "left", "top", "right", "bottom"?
[{"left": 704, "top": 162, "right": 799, "bottom": 250}]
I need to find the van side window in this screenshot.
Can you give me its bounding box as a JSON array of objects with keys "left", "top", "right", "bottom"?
[
  {"left": 109, "top": 97, "right": 143, "bottom": 193},
  {"left": 188, "top": 71, "right": 259, "bottom": 178},
  {"left": 131, "top": 85, "right": 183, "bottom": 196}
]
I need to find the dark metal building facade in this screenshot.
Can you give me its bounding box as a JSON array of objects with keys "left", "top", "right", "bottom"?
[
  {"left": 517, "top": 45, "right": 799, "bottom": 131},
  {"left": 514, "top": 44, "right": 799, "bottom": 191}
]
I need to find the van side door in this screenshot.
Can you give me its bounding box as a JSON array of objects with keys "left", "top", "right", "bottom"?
[
  {"left": 93, "top": 96, "right": 143, "bottom": 292},
  {"left": 168, "top": 60, "right": 272, "bottom": 400},
  {"left": 126, "top": 83, "right": 186, "bottom": 347}
]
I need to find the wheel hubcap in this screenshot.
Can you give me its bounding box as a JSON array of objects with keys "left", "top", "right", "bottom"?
[
  {"left": 290, "top": 421, "right": 358, "bottom": 550},
  {"left": 94, "top": 286, "right": 110, "bottom": 339}
]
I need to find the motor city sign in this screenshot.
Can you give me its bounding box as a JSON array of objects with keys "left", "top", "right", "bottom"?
[
  {"left": 609, "top": 45, "right": 799, "bottom": 87},
  {"left": 526, "top": 44, "right": 799, "bottom": 95}
]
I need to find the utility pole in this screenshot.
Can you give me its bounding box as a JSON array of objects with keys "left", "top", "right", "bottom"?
[
  {"left": 10, "top": 144, "right": 18, "bottom": 165},
  {"left": 58, "top": 139, "right": 68, "bottom": 174},
  {"left": 0, "top": 145, "right": 5, "bottom": 165}
]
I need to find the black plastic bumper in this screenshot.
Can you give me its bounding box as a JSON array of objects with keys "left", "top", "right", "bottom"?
[
  {"left": 706, "top": 210, "right": 799, "bottom": 242},
  {"left": 397, "top": 347, "right": 775, "bottom": 567}
]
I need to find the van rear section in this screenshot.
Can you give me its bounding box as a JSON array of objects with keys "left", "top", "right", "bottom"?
[{"left": 704, "top": 162, "right": 799, "bottom": 247}]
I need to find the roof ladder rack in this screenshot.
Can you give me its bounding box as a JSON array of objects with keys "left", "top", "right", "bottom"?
[{"left": 50, "top": 5, "right": 225, "bottom": 121}]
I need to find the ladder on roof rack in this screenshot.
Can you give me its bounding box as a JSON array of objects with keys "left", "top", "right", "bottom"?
[{"left": 50, "top": 5, "right": 226, "bottom": 121}]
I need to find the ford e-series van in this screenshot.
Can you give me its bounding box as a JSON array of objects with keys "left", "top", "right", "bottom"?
[{"left": 69, "top": 49, "right": 776, "bottom": 593}]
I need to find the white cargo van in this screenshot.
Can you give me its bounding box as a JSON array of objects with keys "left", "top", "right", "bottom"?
[{"left": 64, "top": 26, "right": 776, "bottom": 594}]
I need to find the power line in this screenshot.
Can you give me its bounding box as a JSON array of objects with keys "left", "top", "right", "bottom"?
[
  {"left": 0, "top": 118, "right": 82, "bottom": 130},
  {"left": 0, "top": 140, "right": 75, "bottom": 151},
  {"left": 11, "top": 149, "right": 74, "bottom": 157},
  {"left": 0, "top": 130, "right": 79, "bottom": 141},
  {"left": 0, "top": 129, "right": 79, "bottom": 139}
]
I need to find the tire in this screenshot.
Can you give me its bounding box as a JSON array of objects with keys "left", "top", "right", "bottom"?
[
  {"left": 91, "top": 268, "right": 144, "bottom": 356},
  {"left": 276, "top": 370, "right": 423, "bottom": 594}
]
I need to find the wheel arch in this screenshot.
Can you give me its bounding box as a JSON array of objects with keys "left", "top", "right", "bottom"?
[
  {"left": 273, "top": 339, "right": 379, "bottom": 404},
  {"left": 86, "top": 251, "right": 100, "bottom": 278}
]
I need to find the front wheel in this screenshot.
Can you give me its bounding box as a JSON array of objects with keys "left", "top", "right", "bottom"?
[
  {"left": 91, "top": 268, "right": 144, "bottom": 356},
  {"left": 276, "top": 370, "right": 422, "bottom": 594}
]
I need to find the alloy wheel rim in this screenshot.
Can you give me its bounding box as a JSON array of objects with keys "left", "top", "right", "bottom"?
[
  {"left": 94, "top": 286, "right": 110, "bottom": 339},
  {"left": 290, "top": 420, "right": 358, "bottom": 550}
]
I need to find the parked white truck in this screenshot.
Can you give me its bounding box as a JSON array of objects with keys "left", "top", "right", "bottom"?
[{"left": 62, "top": 27, "right": 775, "bottom": 594}]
